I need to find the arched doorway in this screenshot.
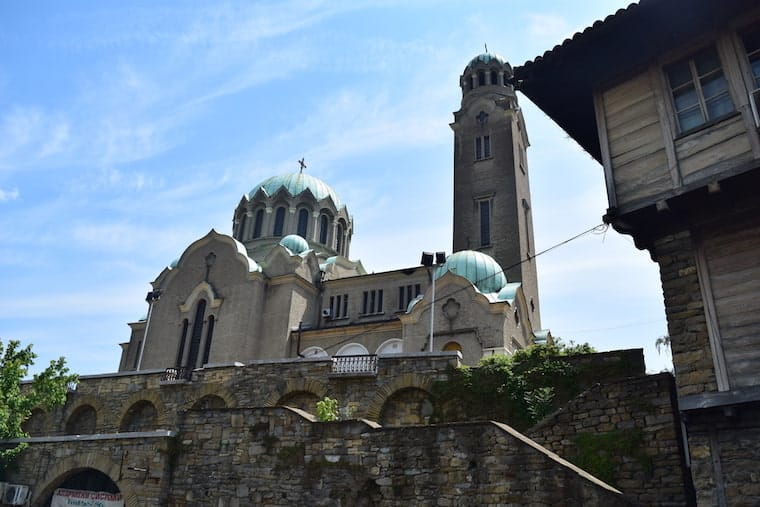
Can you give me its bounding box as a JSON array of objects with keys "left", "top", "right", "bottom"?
[{"left": 45, "top": 468, "right": 122, "bottom": 506}]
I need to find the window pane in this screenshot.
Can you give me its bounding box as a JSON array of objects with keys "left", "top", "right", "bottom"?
[
  {"left": 673, "top": 86, "right": 699, "bottom": 112},
  {"left": 297, "top": 209, "right": 308, "bottom": 238},
  {"left": 667, "top": 61, "right": 693, "bottom": 88},
  {"left": 273, "top": 207, "right": 285, "bottom": 236},
  {"left": 475, "top": 137, "right": 482, "bottom": 160},
  {"left": 484, "top": 136, "right": 491, "bottom": 158},
  {"left": 751, "top": 60, "right": 760, "bottom": 86},
  {"left": 694, "top": 47, "right": 721, "bottom": 76},
  {"left": 706, "top": 94, "right": 734, "bottom": 119},
  {"left": 678, "top": 108, "right": 705, "bottom": 131},
  {"left": 700, "top": 73, "right": 729, "bottom": 100}
]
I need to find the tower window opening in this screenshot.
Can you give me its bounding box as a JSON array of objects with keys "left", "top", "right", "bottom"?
[
  {"left": 273, "top": 207, "right": 286, "bottom": 237},
  {"left": 479, "top": 200, "right": 491, "bottom": 247},
  {"left": 478, "top": 70, "right": 486, "bottom": 86},
  {"left": 475, "top": 136, "right": 491, "bottom": 160},
  {"left": 297, "top": 208, "right": 309, "bottom": 238},
  {"left": 253, "top": 209, "right": 264, "bottom": 239},
  {"left": 186, "top": 299, "right": 207, "bottom": 369},
  {"left": 490, "top": 70, "right": 498, "bottom": 85}
]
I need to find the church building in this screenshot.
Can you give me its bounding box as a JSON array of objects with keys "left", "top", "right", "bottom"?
[{"left": 118, "top": 53, "right": 546, "bottom": 374}]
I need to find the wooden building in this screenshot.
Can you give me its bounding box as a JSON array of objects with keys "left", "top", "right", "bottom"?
[{"left": 515, "top": 0, "right": 760, "bottom": 505}]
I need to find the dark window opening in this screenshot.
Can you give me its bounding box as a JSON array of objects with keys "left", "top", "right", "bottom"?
[
  {"left": 336, "top": 223, "right": 344, "bottom": 254},
  {"left": 742, "top": 27, "right": 760, "bottom": 88},
  {"left": 253, "top": 209, "right": 264, "bottom": 239},
  {"left": 490, "top": 70, "right": 498, "bottom": 85},
  {"left": 319, "top": 215, "right": 329, "bottom": 244},
  {"left": 362, "top": 289, "right": 383, "bottom": 315},
  {"left": 202, "top": 315, "right": 215, "bottom": 366},
  {"left": 483, "top": 135, "right": 491, "bottom": 158},
  {"left": 186, "top": 299, "right": 206, "bottom": 369},
  {"left": 478, "top": 70, "right": 485, "bottom": 86},
  {"left": 175, "top": 319, "right": 189, "bottom": 368},
  {"left": 237, "top": 213, "right": 247, "bottom": 240},
  {"left": 297, "top": 208, "right": 309, "bottom": 238},
  {"left": 398, "top": 284, "right": 422, "bottom": 311},
  {"left": 480, "top": 200, "right": 491, "bottom": 247},
  {"left": 273, "top": 207, "right": 286, "bottom": 236}
]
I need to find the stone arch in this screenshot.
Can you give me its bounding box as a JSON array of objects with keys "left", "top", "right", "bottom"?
[
  {"left": 191, "top": 394, "right": 227, "bottom": 410},
  {"left": 31, "top": 453, "right": 138, "bottom": 507},
  {"left": 22, "top": 408, "right": 47, "bottom": 436},
  {"left": 379, "top": 387, "right": 434, "bottom": 426},
  {"left": 119, "top": 400, "right": 157, "bottom": 432},
  {"left": 63, "top": 395, "right": 106, "bottom": 433},
  {"left": 182, "top": 384, "right": 238, "bottom": 411},
  {"left": 366, "top": 373, "right": 434, "bottom": 421},
  {"left": 65, "top": 404, "right": 97, "bottom": 435},
  {"left": 262, "top": 378, "right": 328, "bottom": 408},
  {"left": 117, "top": 390, "right": 169, "bottom": 430}
]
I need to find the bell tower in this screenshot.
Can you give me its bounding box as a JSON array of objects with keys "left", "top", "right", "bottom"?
[{"left": 451, "top": 53, "right": 540, "bottom": 328}]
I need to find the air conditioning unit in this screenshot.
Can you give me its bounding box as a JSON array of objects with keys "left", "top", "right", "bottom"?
[
  {"left": 3, "top": 484, "right": 30, "bottom": 506},
  {"left": 321, "top": 308, "right": 332, "bottom": 318},
  {"left": 750, "top": 88, "right": 760, "bottom": 127}
]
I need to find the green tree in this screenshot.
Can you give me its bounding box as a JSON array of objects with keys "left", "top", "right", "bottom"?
[{"left": 0, "top": 339, "right": 78, "bottom": 471}]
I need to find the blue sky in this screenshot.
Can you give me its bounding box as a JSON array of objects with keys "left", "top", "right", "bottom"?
[{"left": 0, "top": 1, "right": 671, "bottom": 376}]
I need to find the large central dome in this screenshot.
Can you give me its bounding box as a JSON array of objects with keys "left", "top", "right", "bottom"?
[{"left": 250, "top": 173, "right": 343, "bottom": 209}]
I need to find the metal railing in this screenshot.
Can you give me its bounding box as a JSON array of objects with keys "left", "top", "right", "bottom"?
[
  {"left": 331, "top": 354, "right": 378, "bottom": 375},
  {"left": 160, "top": 367, "right": 191, "bottom": 383}
]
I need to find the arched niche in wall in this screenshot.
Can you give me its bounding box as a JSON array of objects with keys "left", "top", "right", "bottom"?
[
  {"left": 335, "top": 343, "right": 369, "bottom": 356},
  {"left": 119, "top": 400, "right": 157, "bottom": 432},
  {"left": 65, "top": 405, "right": 97, "bottom": 435},
  {"left": 376, "top": 339, "right": 403, "bottom": 355},
  {"left": 301, "top": 346, "right": 329, "bottom": 358}
]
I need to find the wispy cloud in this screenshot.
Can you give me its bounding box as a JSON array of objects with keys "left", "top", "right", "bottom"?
[{"left": 0, "top": 186, "right": 19, "bottom": 202}]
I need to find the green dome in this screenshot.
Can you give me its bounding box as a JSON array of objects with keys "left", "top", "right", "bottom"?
[
  {"left": 435, "top": 250, "right": 507, "bottom": 294},
  {"left": 468, "top": 52, "right": 507, "bottom": 67},
  {"left": 279, "top": 234, "right": 310, "bottom": 255},
  {"left": 250, "top": 173, "right": 343, "bottom": 208}
]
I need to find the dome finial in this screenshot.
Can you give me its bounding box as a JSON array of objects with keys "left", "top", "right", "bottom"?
[{"left": 298, "top": 157, "right": 307, "bottom": 174}]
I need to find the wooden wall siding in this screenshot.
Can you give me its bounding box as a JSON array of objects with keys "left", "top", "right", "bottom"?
[
  {"left": 603, "top": 73, "right": 671, "bottom": 209},
  {"left": 702, "top": 215, "right": 760, "bottom": 388},
  {"left": 676, "top": 114, "right": 753, "bottom": 184}
]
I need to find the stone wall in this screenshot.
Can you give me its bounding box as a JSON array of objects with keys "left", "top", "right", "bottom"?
[
  {"left": 684, "top": 403, "right": 760, "bottom": 506},
  {"left": 528, "top": 373, "right": 693, "bottom": 506},
  {"left": 651, "top": 230, "right": 717, "bottom": 397},
  {"left": 18, "top": 407, "right": 624, "bottom": 506}
]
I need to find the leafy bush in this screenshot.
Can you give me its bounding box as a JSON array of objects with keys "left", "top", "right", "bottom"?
[
  {"left": 431, "top": 341, "right": 595, "bottom": 430},
  {"left": 315, "top": 396, "right": 339, "bottom": 422}
]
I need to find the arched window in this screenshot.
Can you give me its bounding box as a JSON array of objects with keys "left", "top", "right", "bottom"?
[
  {"left": 237, "top": 213, "right": 247, "bottom": 240},
  {"left": 202, "top": 315, "right": 215, "bottom": 366},
  {"left": 175, "top": 319, "right": 189, "bottom": 367},
  {"left": 253, "top": 209, "right": 264, "bottom": 239},
  {"left": 490, "top": 70, "right": 498, "bottom": 85},
  {"left": 273, "top": 207, "right": 286, "bottom": 236},
  {"left": 478, "top": 70, "right": 486, "bottom": 86},
  {"left": 319, "top": 214, "right": 329, "bottom": 244},
  {"left": 297, "top": 209, "right": 309, "bottom": 238},
  {"left": 336, "top": 223, "right": 344, "bottom": 255},
  {"left": 186, "top": 299, "right": 206, "bottom": 369}
]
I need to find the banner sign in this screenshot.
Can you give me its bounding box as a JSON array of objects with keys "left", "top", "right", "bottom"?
[{"left": 51, "top": 488, "right": 124, "bottom": 507}]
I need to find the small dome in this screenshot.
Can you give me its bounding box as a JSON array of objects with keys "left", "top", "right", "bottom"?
[
  {"left": 250, "top": 173, "right": 343, "bottom": 209},
  {"left": 468, "top": 52, "right": 506, "bottom": 67},
  {"left": 435, "top": 250, "right": 507, "bottom": 294},
  {"left": 279, "top": 234, "right": 310, "bottom": 255}
]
